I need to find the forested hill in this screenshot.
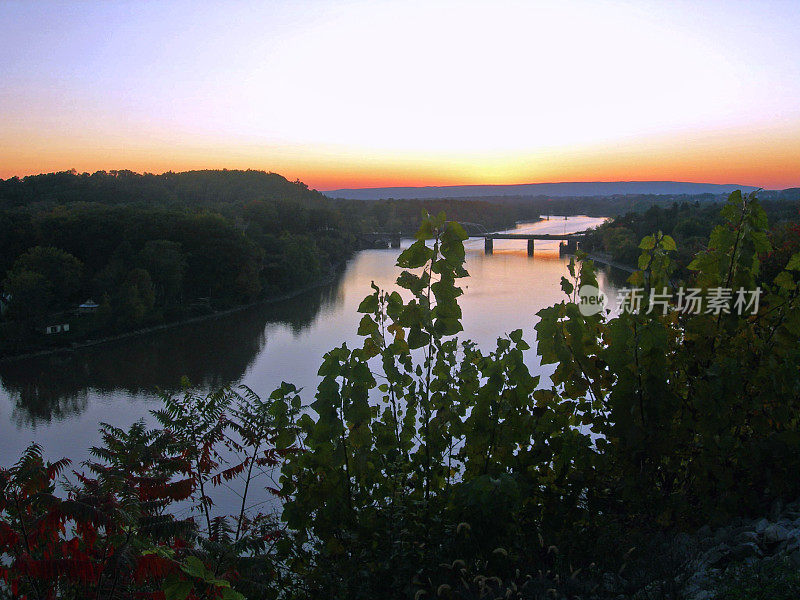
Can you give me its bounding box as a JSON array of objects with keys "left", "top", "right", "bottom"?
[
  {"left": 0, "top": 170, "right": 349, "bottom": 356},
  {"left": 325, "top": 180, "right": 761, "bottom": 200},
  {"left": 0, "top": 169, "right": 326, "bottom": 209},
  {"left": 0, "top": 169, "right": 544, "bottom": 356}
]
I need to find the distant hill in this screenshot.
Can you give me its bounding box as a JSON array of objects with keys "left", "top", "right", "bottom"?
[
  {"left": 0, "top": 169, "right": 326, "bottom": 209},
  {"left": 324, "top": 181, "right": 760, "bottom": 200}
]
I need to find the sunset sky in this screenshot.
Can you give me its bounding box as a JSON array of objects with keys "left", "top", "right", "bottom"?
[{"left": 1, "top": 0, "right": 799, "bottom": 190}]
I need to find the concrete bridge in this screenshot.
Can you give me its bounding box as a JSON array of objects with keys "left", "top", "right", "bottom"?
[
  {"left": 477, "top": 232, "right": 585, "bottom": 255},
  {"left": 458, "top": 222, "right": 588, "bottom": 255},
  {"left": 360, "top": 223, "right": 590, "bottom": 255}
]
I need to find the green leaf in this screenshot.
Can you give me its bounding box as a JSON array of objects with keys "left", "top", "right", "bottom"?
[
  {"left": 396, "top": 271, "right": 425, "bottom": 294},
  {"left": 787, "top": 252, "right": 800, "bottom": 272},
  {"left": 416, "top": 213, "right": 434, "bottom": 240},
  {"left": 397, "top": 239, "right": 433, "bottom": 268},
  {"left": 357, "top": 315, "right": 379, "bottom": 336},
  {"left": 560, "top": 276, "right": 574, "bottom": 295},
  {"left": 180, "top": 556, "right": 208, "bottom": 579},
  {"left": 357, "top": 292, "right": 378, "bottom": 313},
  {"left": 445, "top": 221, "right": 468, "bottom": 241},
  {"left": 163, "top": 579, "right": 193, "bottom": 600},
  {"left": 221, "top": 589, "right": 246, "bottom": 600},
  {"left": 407, "top": 327, "right": 430, "bottom": 349},
  {"left": 774, "top": 270, "right": 796, "bottom": 290}
]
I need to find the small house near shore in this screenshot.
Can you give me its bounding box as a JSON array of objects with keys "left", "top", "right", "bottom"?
[{"left": 43, "top": 323, "right": 70, "bottom": 335}]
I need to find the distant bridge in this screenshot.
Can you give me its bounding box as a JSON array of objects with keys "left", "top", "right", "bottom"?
[
  {"left": 360, "top": 231, "right": 401, "bottom": 249},
  {"left": 458, "top": 221, "right": 590, "bottom": 255},
  {"left": 360, "top": 223, "right": 591, "bottom": 255}
]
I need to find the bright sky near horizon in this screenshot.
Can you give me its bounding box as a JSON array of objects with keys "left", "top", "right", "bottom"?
[{"left": 1, "top": 0, "right": 799, "bottom": 189}]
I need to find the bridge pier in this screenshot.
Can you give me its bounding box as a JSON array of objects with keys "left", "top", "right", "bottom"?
[
  {"left": 527, "top": 239, "right": 535, "bottom": 257},
  {"left": 484, "top": 237, "right": 493, "bottom": 254},
  {"left": 559, "top": 239, "right": 578, "bottom": 255},
  {"left": 390, "top": 235, "right": 400, "bottom": 248}
]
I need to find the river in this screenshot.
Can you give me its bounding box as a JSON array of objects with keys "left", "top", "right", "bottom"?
[{"left": 0, "top": 216, "right": 621, "bottom": 514}]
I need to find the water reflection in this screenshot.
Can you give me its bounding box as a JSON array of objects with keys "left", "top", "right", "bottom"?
[{"left": 0, "top": 270, "right": 345, "bottom": 426}]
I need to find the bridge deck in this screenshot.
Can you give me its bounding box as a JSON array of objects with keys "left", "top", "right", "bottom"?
[{"left": 468, "top": 232, "right": 586, "bottom": 240}]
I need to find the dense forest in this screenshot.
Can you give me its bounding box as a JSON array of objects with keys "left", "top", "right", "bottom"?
[
  {"left": 2, "top": 193, "right": 800, "bottom": 599},
  {"left": 581, "top": 198, "right": 800, "bottom": 274},
  {"left": 0, "top": 171, "right": 351, "bottom": 342},
  {"left": 0, "top": 170, "right": 541, "bottom": 356}
]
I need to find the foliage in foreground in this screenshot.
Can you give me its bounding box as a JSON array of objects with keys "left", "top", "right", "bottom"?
[
  {"left": 0, "top": 385, "right": 302, "bottom": 599},
  {"left": 2, "top": 191, "right": 799, "bottom": 599},
  {"left": 276, "top": 193, "right": 800, "bottom": 598}
]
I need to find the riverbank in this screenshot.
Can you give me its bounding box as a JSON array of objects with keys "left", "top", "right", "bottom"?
[
  {"left": 0, "top": 260, "right": 349, "bottom": 363},
  {"left": 586, "top": 251, "right": 636, "bottom": 273}
]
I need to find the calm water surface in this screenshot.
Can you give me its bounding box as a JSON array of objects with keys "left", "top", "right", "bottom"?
[{"left": 0, "top": 217, "right": 621, "bottom": 511}]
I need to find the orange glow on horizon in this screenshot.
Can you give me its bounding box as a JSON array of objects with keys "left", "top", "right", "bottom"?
[{"left": 2, "top": 122, "right": 798, "bottom": 191}]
